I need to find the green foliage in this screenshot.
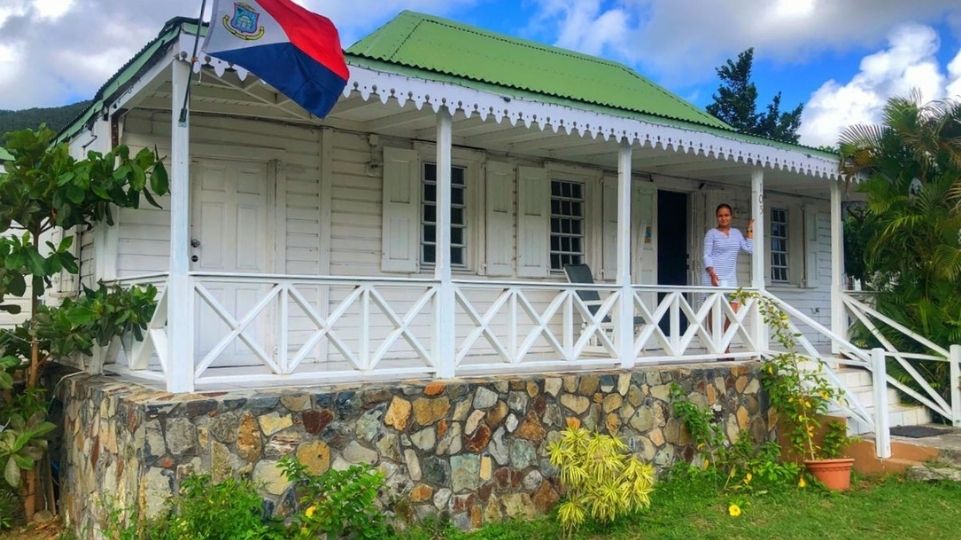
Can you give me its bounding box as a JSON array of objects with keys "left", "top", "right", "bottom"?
[
  {"left": 278, "top": 456, "right": 392, "bottom": 540},
  {"left": 706, "top": 48, "right": 804, "bottom": 143},
  {"left": 0, "top": 483, "right": 21, "bottom": 529},
  {"left": 734, "top": 290, "right": 844, "bottom": 461},
  {"left": 669, "top": 384, "right": 801, "bottom": 494},
  {"left": 0, "top": 101, "right": 91, "bottom": 141},
  {"left": 0, "top": 125, "right": 167, "bottom": 513},
  {"left": 547, "top": 426, "right": 654, "bottom": 535},
  {"left": 839, "top": 94, "right": 961, "bottom": 412},
  {"left": 101, "top": 475, "right": 280, "bottom": 540},
  {"left": 820, "top": 421, "right": 853, "bottom": 459}
]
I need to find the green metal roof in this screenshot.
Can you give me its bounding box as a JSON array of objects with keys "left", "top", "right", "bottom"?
[
  {"left": 347, "top": 11, "right": 731, "bottom": 131},
  {"left": 54, "top": 15, "right": 838, "bottom": 162},
  {"left": 0, "top": 147, "right": 11, "bottom": 162}
]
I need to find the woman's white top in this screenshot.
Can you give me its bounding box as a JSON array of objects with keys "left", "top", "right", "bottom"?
[{"left": 702, "top": 228, "right": 753, "bottom": 287}]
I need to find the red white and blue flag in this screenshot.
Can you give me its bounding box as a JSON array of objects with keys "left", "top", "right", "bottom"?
[{"left": 203, "top": 0, "right": 349, "bottom": 118}]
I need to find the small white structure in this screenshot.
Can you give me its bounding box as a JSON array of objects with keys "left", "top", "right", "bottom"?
[{"left": 52, "top": 13, "right": 957, "bottom": 447}]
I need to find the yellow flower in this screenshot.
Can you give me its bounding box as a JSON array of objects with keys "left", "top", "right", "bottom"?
[
  {"left": 728, "top": 504, "right": 742, "bottom": 517},
  {"left": 798, "top": 477, "right": 807, "bottom": 489},
  {"left": 743, "top": 472, "right": 753, "bottom": 484},
  {"left": 305, "top": 505, "right": 317, "bottom": 518},
  {"left": 703, "top": 459, "right": 711, "bottom": 470}
]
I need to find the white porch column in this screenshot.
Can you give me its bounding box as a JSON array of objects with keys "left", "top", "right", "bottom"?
[
  {"left": 167, "top": 59, "right": 195, "bottom": 393},
  {"left": 434, "top": 108, "right": 456, "bottom": 378},
  {"left": 617, "top": 141, "right": 635, "bottom": 369},
  {"left": 750, "top": 169, "right": 767, "bottom": 351},
  {"left": 830, "top": 180, "right": 847, "bottom": 353}
]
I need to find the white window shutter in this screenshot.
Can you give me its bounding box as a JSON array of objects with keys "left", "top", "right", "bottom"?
[
  {"left": 516, "top": 166, "right": 549, "bottom": 278},
  {"left": 485, "top": 161, "right": 515, "bottom": 276},
  {"left": 601, "top": 175, "right": 618, "bottom": 280},
  {"left": 381, "top": 147, "right": 420, "bottom": 273},
  {"left": 803, "top": 205, "right": 820, "bottom": 287},
  {"left": 789, "top": 205, "right": 804, "bottom": 286},
  {"left": 633, "top": 182, "right": 657, "bottom": 285}
]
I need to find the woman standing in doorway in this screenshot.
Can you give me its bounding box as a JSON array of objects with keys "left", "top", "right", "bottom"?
[{"left": 703, "top": 203, "right": 753, "bottom": 290}]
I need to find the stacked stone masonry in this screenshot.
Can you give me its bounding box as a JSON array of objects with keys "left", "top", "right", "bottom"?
[{"left": 57, "top": 362, "right": 770, "bottom": 536}]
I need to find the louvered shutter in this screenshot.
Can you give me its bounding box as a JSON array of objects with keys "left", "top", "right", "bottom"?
[
  {"left": 485, "top": 161, "right": 515, "bottom": 276},
  {"left": 600, "top": 175, "right": 618, "bottom": 280},
  {"left": 381, "top": 147, "right": 420, "bottom": 273},
  {"left": 516, "top": 166, "right": 549, "bottom": 278},
  {"left": 803, "top": 205, "right": 820, "bottom": 287},
  {"left": 633, "top": 182, "right": 657, "bottom": 285}
]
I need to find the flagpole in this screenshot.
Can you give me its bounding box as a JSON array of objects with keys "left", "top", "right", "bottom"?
[{"left": 179, "top": 0, "right": 209, "bottom": 126}]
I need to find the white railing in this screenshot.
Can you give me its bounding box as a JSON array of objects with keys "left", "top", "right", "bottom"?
[
  {"left": 107, "top": 274, "right": 769, "bottom": 388},
  {"left": 842, "top": 293, "right": 961, "bottom": 427}
]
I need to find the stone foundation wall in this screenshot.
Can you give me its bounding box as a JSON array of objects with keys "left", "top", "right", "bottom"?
[{"left": 57, "top": 362, "right": 770, "bottom": 537}]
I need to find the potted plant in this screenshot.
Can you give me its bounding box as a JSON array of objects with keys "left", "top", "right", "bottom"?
[{"left": 734, "top": 291, "right": 855, "bottom": 490}]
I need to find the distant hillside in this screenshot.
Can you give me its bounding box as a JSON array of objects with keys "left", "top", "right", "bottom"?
[{"left": 0, "top": 101, "right": 91, "bottom": 142}]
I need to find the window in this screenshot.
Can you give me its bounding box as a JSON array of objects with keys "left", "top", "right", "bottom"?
[
  {"left": 770, "top": 207, "right": 789, "bottom": 282},
  {"left": 422, "top": 163, "right": 466, "bottom": 266},
  {"left": 550, "top": 179, "right": 584, "bottom": 270}
]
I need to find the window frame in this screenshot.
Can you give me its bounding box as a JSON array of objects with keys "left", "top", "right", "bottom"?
[
  {"left": 769, "top": 206, "right": 790, "bottom": 284},
  {"left": 549, "top": 178, "right": 587, "bottom": 272},
  {"left": 420, "top": 161, "right": 469, "bottom": 269}
]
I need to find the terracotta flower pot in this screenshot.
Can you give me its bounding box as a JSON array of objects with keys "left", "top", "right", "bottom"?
[{"left": 804, "top": 458, "right": 855, "bottom": 491}]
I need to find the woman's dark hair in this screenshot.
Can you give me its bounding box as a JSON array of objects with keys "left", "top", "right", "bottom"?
[{"left": 715, "top": 203, "right": 733, "bottom": 216}]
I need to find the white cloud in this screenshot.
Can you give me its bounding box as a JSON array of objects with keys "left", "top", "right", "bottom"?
[
  {"left": 798, "top": 24, "right": 960, "bottom": 148},
  {"left": 529, "top": 0, "right": 961, "bottom": 86}
]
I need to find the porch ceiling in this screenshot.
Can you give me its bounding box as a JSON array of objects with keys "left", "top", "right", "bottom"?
[{"left": 134, "top": 66, "right": 837, "bottom": 198}]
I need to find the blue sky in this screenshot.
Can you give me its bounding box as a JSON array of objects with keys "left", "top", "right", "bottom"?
[{"left": 2, "top": 0, "right": 961, "bottom": 147}]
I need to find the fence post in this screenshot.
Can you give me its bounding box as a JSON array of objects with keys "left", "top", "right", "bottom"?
[
  {"left": 433, "top": 107, "right": 456, "bottom": 378},
  {"left": 872, "top": 348, "right": 891, "bottom": 459},
  {"left": 950, "top": 345, "right": 961, "bottom": 428}
]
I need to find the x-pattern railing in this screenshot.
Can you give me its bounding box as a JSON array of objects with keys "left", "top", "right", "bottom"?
[
  {"left": 190, "top": 273, "right": 439, "bottom": 381},
  {"left": 631, "top": 289, "right": 758, "bottom": 358},
  {"left": 842, "top": 293, "right": 960, "bottom": 425},
  {"left": 453, "top": 281, "right": 621, "bottom": 366}
]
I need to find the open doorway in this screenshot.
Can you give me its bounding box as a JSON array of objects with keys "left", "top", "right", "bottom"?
[{"left": 657, "top": 190, "right": 689, "bottom": 334}]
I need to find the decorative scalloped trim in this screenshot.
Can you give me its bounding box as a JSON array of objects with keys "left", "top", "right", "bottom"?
[{"left": 186, "top": 37, "right": 838, "bottom": 180}]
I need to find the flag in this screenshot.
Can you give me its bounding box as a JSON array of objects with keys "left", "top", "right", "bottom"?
[{"left": 203, "top": 0, "right": 349, "bottom": 118}]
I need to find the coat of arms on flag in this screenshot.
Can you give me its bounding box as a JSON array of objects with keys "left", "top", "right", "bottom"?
[
  {"left": 224, "top": 3, "right": 265, "bottom": 40},
  {"left": 204, "top": 0, "right": 350, "bottom": 118}
]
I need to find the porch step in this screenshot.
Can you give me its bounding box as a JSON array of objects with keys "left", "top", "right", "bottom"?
[
  {"left": 850, "top": 426, "right": 961, "bottom": 477},
  {"left": 831, "top": 366, "right": 932, "bottom": 433}
]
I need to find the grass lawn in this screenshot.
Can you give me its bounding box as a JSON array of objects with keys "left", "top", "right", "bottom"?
[{"left": 405, "top": 474, "right": 961, "bottom": 539}]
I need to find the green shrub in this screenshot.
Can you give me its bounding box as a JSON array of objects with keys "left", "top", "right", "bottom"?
[
  {"left": 278, "top": 456, "right": 392, "bottom": 540},
  {"left": 546, "top": 425, "right": 654, "bottom": 535},
  {"left": 101, "top": 475, "right": 279, "bottom": 540}
]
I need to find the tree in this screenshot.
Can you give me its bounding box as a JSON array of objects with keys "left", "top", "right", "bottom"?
[
  {"left": 706, "top": 48, "right": 804, "bottom": 144},
  {"left": 839, "top": 93, "right": 961, "bottom": 408},
  {"left": 0, "top": 126, "right": 167, "bottom": 521}
]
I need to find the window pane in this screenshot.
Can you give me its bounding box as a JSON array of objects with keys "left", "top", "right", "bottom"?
[
  {"left": 551, "top": 236, "right": 560, "bottom": 251},
  {"left": 424, "top": 163, "right": 436, "bottom": 182},
  {"left": 551, "top": 254, "right": 560, "bottom": 270},
  {"left": 424, "top": 225, "right": 435, "bottom": 243},
  {"left": 451, "top": 227, "right": 463, "bottom": 244},
  {"left": 423, "top": 245, "right": 435, "bottom": 263},
  {"left": 452, "top": 187, "right": 464, "bottom": 205},
  {"left": 550, "top": 180, "right": 585, "bottom": 272},
  {"left": 424, "top": 205, "right": 436, "bottom": 222},
  {"left": 424, "top": 183, "right": 436, "bottom": 202},
  {"left": 451, "top": 207, "right": 463, "bottom": 224},
  {"left": 451, "top": 248, "right": 463, "bottom": 265},
  {"left": 451, "top": 167, "right": 464, "bottom": 185}
]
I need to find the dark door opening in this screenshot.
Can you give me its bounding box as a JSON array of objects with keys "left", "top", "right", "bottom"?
[{"left": 657, "top": 190, "right": 689, "bottom": 335}]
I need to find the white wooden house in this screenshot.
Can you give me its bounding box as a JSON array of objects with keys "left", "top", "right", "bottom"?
[{"left": 53, "top": 12, "right": 959, "bottom": 446}]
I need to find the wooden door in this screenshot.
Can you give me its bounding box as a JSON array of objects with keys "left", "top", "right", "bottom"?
[{"left": 191, "top": 159, "right": 273, "bottom": 367}]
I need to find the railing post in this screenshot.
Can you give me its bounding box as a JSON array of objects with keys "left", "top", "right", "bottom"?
[
  {"left": 872, "top": 348, "right": 892, "bottom": 458},
  {"left": 166, "top": 58, "right": 195, "bottom": 393},
  {"left": 616, "top": 140, "right": 634, "bottom": 369},
  {"left": 433, "top": 107, "right": 456, "bottom": 378},
  {"left": 750, "top": 169, "right": 768, "bottom": 353},
  {"left": 950, "top": 345, "right": 961, "bottom": 427},
  {"left": 830, "top": 181, "right": 847, "bottom": 354}
]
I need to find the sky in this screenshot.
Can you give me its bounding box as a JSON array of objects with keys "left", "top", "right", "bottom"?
[{"left": 2, "top": 0, "right": 961, "bottom": 148}]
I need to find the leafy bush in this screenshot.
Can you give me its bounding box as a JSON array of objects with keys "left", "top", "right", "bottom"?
[
  {"left": 101, "top": 475, "right": 279, "bottom": 540},
  {"left": 670, "top": 384, "right": 800, "bottom": 493},
  {"left": 546, "top": 425, "right": 654, "bottom": 534},
  {"left": 278, "top": 456, "right": 392, "bottom": 540}
]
